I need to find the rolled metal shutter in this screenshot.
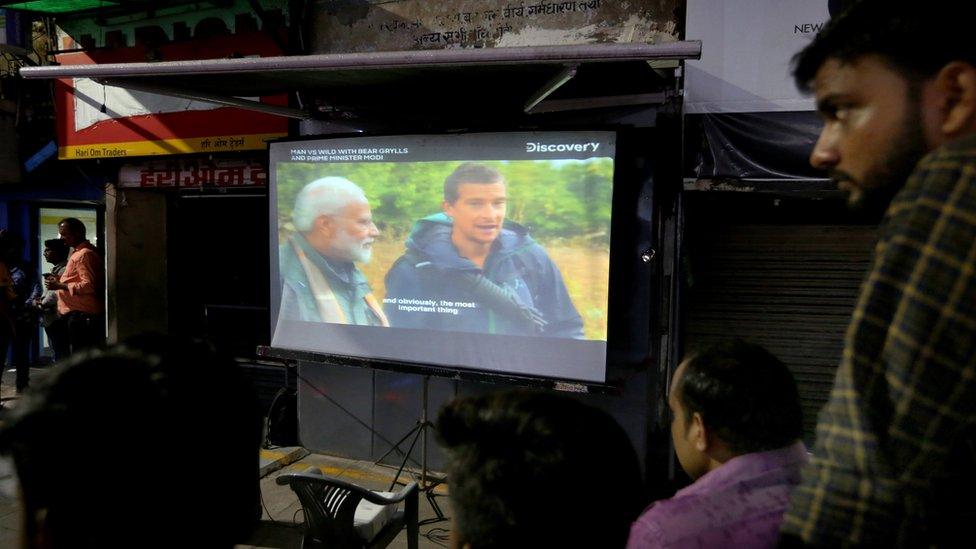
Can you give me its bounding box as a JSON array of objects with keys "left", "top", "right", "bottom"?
[{"left": 684, "top": 224, "right": 877, "bottom": 440}]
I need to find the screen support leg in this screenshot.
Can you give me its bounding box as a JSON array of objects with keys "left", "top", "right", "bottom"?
[{"left": 374, "top": 374, "right": 448, "bottom": 525}]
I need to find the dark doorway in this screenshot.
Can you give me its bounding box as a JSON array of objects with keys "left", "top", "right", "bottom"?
[{"left": 167, "top": 192, "right": 270, "bottom": 358}]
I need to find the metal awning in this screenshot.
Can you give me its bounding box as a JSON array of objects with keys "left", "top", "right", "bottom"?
[{"left": 20, "top": 41, "right": 701, "bottom": 121}]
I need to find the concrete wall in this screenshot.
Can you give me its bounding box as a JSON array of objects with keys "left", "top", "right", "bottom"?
[
  {"left": 313, "top": 0, "right": 682, "bottom": 52},
  {"left": 106, "top": 187, "right": 168, "bottom": 342}
]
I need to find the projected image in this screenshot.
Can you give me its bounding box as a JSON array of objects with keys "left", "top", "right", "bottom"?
[{"left": 276, "top": 157, "right": 612, "bottom": 341}]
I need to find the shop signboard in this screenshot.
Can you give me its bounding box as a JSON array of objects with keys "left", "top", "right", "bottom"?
[
  {"left": 118, "top": 158, "right": 268, "bottom": 188},
  {"left": 54, "top": 32, "right": 288, "bottom": 160}
]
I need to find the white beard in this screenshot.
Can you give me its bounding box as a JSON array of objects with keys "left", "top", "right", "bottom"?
[{"left": 333, "top": 229, "right": 373, "bottom": 264}]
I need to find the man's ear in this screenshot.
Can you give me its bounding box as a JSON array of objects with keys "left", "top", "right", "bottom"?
[
  {"left": 314, "top": 214, "right": 335, "bottom": 237},
  {"left": 690, "top": 412, "right": 709, "bottom": 452},
  {"left": 937, "top": 61, "right": 976, "bottom": 138}
]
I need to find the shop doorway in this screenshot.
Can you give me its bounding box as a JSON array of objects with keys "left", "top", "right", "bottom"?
[
  {"left": 167, "top": 193, "right": 270, "bottom": 359},
  {"left": 35, "top": 206, "right": 102, "bottom": 360}
]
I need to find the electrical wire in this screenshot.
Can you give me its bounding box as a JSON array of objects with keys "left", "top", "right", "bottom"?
[
  {"left": 258, "top": 477, "right": 304, "bottom": 529},
  {"left": 294, "top": 368, "right": 427, "bottom": 472},
  {"left": 423, "top": 526, "right": 452, "bottom": 547},
  {"left": 294, "top": 368, "right": 442, "bottom": 492}
]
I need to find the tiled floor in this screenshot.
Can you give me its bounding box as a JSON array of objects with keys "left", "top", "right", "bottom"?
[
  {"left": 0, "top": 456, "right": 20, "bottom": 548},
  {"left": 248, "top": 452, "right": 453, "bottom": 548},
  {"left": 0, "top": 367, "right": 27, "bottom": 548}
]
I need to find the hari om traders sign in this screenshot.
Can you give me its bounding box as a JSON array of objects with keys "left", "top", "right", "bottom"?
[{"left": 54, "top": 32, "right": 287, "bottom": 160}]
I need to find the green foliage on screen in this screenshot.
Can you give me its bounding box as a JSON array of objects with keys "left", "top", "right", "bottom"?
[{"left": 276, "top": 159, "right": 613, "bottom": 244}]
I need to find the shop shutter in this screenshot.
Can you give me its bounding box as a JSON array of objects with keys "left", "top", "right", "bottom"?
[{"left": 684, "top": 224, "right": 877, "bottom": 441}]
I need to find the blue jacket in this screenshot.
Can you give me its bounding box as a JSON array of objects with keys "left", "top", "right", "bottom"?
[{"left": 384, "top": 213, "right": 584, "bottom": 338}]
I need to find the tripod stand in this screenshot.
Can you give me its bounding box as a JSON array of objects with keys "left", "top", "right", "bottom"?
[{"left": 374, "top": 374, "right": 448, "bottom": 525}]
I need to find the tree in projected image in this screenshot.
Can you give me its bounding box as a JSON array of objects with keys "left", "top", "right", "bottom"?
[{"left": 276, "top": 159, "right": 613, "bottom": 243}]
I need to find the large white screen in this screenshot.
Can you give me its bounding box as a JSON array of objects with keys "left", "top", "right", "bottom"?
[{"left": 269, "top": 132, "right": 615, "bottom": 382}]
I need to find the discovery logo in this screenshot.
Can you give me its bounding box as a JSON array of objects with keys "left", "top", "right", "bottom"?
[{"left": 526, "top": 141, "right": 601, "bottom": 153}]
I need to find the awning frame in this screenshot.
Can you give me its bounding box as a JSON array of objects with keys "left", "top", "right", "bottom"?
[
  {"left": 21, "top": 41, "right": 701, "bottom": 79},
  {"left": 20, "top": 41, "right": 701, "bottom": 119}
]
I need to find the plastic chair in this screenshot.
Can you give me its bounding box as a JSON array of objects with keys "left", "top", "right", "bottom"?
[{"left": 276, "top": 469, "right": 419, "bottom": 549}]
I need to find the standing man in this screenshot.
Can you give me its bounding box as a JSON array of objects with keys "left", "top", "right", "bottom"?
[
  {"left": 278, "top": 176, "right": 388, "bottom": 326},
  {"left": 36, "top": 238, "right": 69, "bottom": 361},
  {"left": 384, "top": 163, "right": 583, "bottom": 338},
  {"left": 45, "top": 218, "right": 104, "bottom": 355},
  {"left": 781, "top": 1, "right": 976, "bottom": 545}
]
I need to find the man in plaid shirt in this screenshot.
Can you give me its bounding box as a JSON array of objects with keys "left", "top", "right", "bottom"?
[{"left": 780, "top": 1, "right": 976, "bottom": 546}]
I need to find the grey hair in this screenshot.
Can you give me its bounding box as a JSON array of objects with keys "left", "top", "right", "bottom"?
[{"left": 291, "top": 177, "right": 369, "bottom": 232}]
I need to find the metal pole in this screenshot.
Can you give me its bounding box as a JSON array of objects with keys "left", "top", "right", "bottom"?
[
  {"left": 421, "top": 375, "right": 429, "bottom": 489},
  {"left": 20, "top": 42, "right": 703, "bottom": 80}
]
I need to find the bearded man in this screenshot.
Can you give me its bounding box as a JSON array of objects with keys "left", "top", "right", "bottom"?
[
  {"left": 780, "top": 1, "right": 976, "bottom": 546},
  {"left": 277, "top": 177, "right": 388, "bottom": 326},
  {"left": 384, "top": 163, "right": 583, "bottom": 338}
]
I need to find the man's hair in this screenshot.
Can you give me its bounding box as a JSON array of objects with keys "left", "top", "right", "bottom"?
[
  {"left": 44, "top": 238, "right": 68, "bottom": 255},
  {"left": 444, "top": 163, "right": 504, "bottom": 204},
  {"left": 678, "top": 340, "right": 803, "bottom": 455},
  {"left": 0, "top": 334, "right": 263, "bottom": 548},
  {"left": 437, "top": 390, "right": 643, "bottom": 549},
  {"left": 58, "top": 217, "right": 87, "bottom": 238},
  {"left": 793, "top": 0, "right": 976, "bottom": 92},
  {"left": 291, "top": 176, "right": 368, "bottom": 232}
]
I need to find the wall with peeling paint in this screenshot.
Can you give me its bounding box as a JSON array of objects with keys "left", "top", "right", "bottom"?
[{"left": 313, "top": 0, "right": 682, "bottom": 53}]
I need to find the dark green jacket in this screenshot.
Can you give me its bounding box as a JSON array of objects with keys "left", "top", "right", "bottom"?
[{"left": 278, "top": 234, "right": 383, "bottom": 326}]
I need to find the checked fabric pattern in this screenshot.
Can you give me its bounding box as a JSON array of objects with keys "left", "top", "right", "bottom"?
[{"left": 781, "top": 133, "right": 976, "bottom": 546}]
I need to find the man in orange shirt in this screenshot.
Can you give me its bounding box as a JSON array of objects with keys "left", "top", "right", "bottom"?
[{"left": 44, "top": 218, "right": 104, "bottom": 355}]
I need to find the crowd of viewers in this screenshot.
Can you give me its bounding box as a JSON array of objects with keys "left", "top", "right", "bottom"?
[
  {"left": 0, "top": 0, "right": 974, "bottom": 547},
  {"left": 0, "top": 335, "right": 262, "bottom": 548},
  {"left": 436, "top": 1, "right": 976, "bottom": 546},
  {"left": 437, "top": 341, "right": 807, "bottom": 549},
  {"left": 438, "top": 1, "right": 976, "bottom": 547},
  {"left": 0, "top": 218, "right": 104, "bottom": 398}
]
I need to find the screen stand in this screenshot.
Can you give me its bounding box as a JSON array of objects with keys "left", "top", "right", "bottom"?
[{"left": 373, "top": 374, "right": 448, "bottom": 525}]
